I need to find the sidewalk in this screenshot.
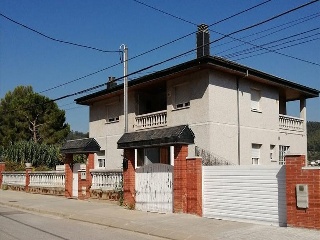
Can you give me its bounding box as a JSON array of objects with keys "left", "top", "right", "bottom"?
[{"left": 0, "top": 190, "right": 319, "bottom": 240}]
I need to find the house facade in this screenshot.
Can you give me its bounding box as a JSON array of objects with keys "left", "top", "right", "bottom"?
[{"left": 76, "top": 55, "right": 319, "bottom": 169}]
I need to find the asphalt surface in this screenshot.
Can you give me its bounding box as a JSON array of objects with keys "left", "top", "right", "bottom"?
[{"left": 0, "top": 190, "right": 319, "bottom": 240}]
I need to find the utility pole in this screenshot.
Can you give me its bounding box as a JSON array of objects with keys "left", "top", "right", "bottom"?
[{"left": 120, "top": 44, "right": 128, "bottom": 133}]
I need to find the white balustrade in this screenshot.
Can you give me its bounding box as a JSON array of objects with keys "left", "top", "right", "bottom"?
[
  {"left": 2, "top": 172, "right": 26, "bottom": 186},
  {"left": 135, "top": 110, "right": 167, "bottom": 130},
  {"left": 29, "top": 171, "right": 65, "bottom": 188},
  {"left": 279, "top": 114, "right": 304, "bottom": 132},
  {"left": 90, "top": 170, "right": 122, "bottom": 190}
]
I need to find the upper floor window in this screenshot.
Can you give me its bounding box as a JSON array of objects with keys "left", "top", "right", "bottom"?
[
  {"left": 106, "top": 103, "right": 120, "bottom": 123},
  {"left": 251, "top": 88, "right": 261, "bottom": 112},
  {"left": 252, "top": 143, "right": 261, "bottom": 165},
  {"left": 279, "top": 145, "right": 290, "bottom": 165},
  {"left": 174, "top": 83, "right": 190, "bottom": 109}
]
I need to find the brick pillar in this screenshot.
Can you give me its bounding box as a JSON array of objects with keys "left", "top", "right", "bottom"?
[
  {"left": 64, "top": 154, "right": 73, "bottom": 198},
  {"left": 173, "top": 145, "right": 188, "bottom": 213},
  {"left": 123, "top": 149, "right": 135, "bottom": 207},
  {"left": 0, "top": 162, "right": 5, "bottom": 186},
  {"left": 25, "top": 167, "right": 32, "bottom": 192},
  {"left": 78, "top": 169, "right": 89, "bottom": 200},
  {"left": 87, "top": 153, "right": 94, "bottom": 190},
  {"left": 186, "top": 157, "right": 202, "bottom": 216},
  {"left": 286, "top": 154, "right": 320, "bottom": 229}
]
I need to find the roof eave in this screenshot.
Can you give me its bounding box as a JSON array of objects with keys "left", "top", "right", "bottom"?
[{"left": 75, "top": 56, "right": 319, "bottom": 105}]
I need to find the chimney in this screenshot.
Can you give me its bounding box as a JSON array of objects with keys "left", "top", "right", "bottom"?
[
  {"left": 107, "top": 76, "right": 117, "bottom": 89},
  {"left": 196, "top": 24, "right": 210, "bottom": 58}
]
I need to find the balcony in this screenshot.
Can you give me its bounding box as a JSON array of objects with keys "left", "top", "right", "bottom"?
[
  {"left": 135, "top": 110, "right": 167, "bottom": 130},
  {"left": 279, "top": 114, "right": 304, "bottom": 132}
]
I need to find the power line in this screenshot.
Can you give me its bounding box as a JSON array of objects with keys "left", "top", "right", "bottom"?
[
  {"left": 224, "top": 28, "right": 320, "bottom": 58},
  {"left": 0, "top": 13, "right": 121, "bottom": 53},
  {"left": 233, "top": 37, "right": 320, "bottom": 62},
  {"left": 4, "top": 0, "right": 320, "bottom": 114},
  {"left": 135, "top": 0, "right": 319, "bottom": 66},
  {"left": 215, "top": 12, "right": 320, "bottom": 55},
  {"left": 133, "top": 0, "right": 273, "bottom": 27},
  {"left": 40, "top": 0, "right": 273, "bottom": 94}
]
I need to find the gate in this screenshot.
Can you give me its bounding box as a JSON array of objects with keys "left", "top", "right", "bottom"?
[
  {"left": 72, "top": 163, "right": 81, "bottom": 197},
  {"left": 203, "top": 165, "right": 286, "bottom": 226},
  {"left": 135, "top": 164, "right": 173, "bottom": 213}
]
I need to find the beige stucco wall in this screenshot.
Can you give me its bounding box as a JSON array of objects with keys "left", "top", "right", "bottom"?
[
  {"left": 88, "top": 68, "right": 307, "bottom": 168},
  {"left": 89, "top": 96, "right": 124, "bottom": 170}
]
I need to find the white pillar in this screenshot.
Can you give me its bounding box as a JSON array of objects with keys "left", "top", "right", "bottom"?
[
  {"left": 170, "top": 146, "right": 174, "bottom": 166},
  {"left": 300, "top": 98, "right": 306, "bottom": 132}
]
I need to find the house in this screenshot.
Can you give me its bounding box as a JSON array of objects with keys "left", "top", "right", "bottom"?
[{"left": 75, "top": 24, "right": 319, "bottom": 170}]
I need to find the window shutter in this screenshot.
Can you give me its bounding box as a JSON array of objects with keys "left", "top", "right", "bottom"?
[
  {"left": 251, "top": 144, "right": 261, "bottom": 158},
  {"left": 251, "top": 89, "right": 260, "bottom": 110},
  {"left": 107, "top": 103, "right": 119, "bottom": 122},
  {"left": 175, "top": 84, "right": 189, "bottom": 107}
]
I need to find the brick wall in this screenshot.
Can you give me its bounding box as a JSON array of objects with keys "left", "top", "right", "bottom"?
[
  {"left": 186, "top": 157, "right": 202, "bottom": 216},
  {"left": 173, "top": 145, "right": 188, "bottom": 213},
  {"left": 64, "top": 154, "right": 73, "bottom": 198},
  {"left": 286, "top": 154, "right": 320, "bottom": 229},
  {"left": 123, "top": 149, "right": 135, "bottom": 207},
  {"left": 77, "top": 153, "right": 95, "bottom": 200},
  {"left": 0, "top": 162, "right": 5, "bottom": 186},
  {"left": 78, "top": 170, "right": 88, "bottom": 200},
  {"left": 87, "top": 153, "right": 94, "bottom": 188},
  {"left": 25, "top": 167, "right": 32, "bottom": 192}
]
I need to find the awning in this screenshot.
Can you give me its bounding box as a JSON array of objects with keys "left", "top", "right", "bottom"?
[
  {"left": 61, "top": 138, "right": 101, "bottom": 154},
  {"left": 117, "top": 125, "right": 195, "bottom": 149}
]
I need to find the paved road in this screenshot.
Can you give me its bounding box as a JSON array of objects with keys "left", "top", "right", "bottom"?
[
  {"left": 1, "top": 190, "right": 320, "bottom": 240},
  {"left": 0, "top": 206, "right": 165, "bottom": 240}
]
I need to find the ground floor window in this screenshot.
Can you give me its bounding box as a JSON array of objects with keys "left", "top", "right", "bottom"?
[
  {"left": 252, "top": 143, "right": 261, "bottom": 165},
  {"left": 279, "top": 145, "right": 290, "bottom": 165},
  {"left": 98, "top": 158, "right": 105, "bottom": 168},
  {"left": 136, "top": 146, "right": 170, "bottom": 167}
]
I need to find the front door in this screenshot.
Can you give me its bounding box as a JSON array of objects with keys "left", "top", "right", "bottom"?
[{"left": 72, "top": 163, "right": 81, "bottom": 197}]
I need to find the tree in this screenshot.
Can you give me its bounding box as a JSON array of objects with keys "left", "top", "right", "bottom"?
[
  {"left": 0, "top": 86, "right": 70, "bottom": 147},
  {"left": 66, "top": 130, "right": 89, "bottom": 140},
  {"left": 307, "top": 121, "right": 320, "bottom": 161}
]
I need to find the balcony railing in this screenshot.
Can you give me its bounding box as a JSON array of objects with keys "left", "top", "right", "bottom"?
[
  {"left": 135, "top": 110, "right": 167, "bottom": 130},
  {"left": 90, "top": 169, "right": 122, "bottom": 190},
  {"left": 279, "top": 114, "right": 304, "bottom": 132},
  {"left": 2, "top": 172, "right": 26, "bottom": 186},
  {"left": 29, "top": 171, "right": 65, "bottom": 188}
]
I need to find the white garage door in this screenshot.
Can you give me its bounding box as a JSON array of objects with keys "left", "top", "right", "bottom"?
[{"left": 203, "top": 165, "right": 286, "bottom": 226}]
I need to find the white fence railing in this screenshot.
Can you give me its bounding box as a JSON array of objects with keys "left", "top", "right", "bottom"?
[
  {"left": 279, "top": 114, "right": 304, "bottom": 132},
  {"left": 2, "top": 172, "right": 26, "bottom": 186},
  {"left": 91, "top": 169, "right": 122, "bottom": 190},
  {"left": 135, "top": 110, "right": 167, "bottom": 130},
  {"left": 29, "top": 171, "right": 65, "bottom": 188}
]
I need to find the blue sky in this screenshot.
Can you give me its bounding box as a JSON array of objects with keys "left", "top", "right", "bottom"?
[{"left": 1, "top": 0, "right": 319, "bottom": 133}]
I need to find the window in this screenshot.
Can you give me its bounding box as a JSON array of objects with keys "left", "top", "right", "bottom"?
[
  {"left": 252, "top": 143, "right": 261, "bottom": 165},
  {"left": 106, "top": 103, "right": 120, "bottom": 123},
  {"left": 137, "top": 148, "right": 144, "bottom": 167},
  {"left": 279, "top": 145, "right": 290, "bottom": 165},
  {"left": 251, "top": 88, "right": 261, "bottom": 111},
  {"left": 174, "top": 84, "right": 190, "bottom": 109},
  {"left": 270, "top": 145, "right": 276, "bottom": 162},
  {"left": 136, "top": 147, "right": 170, "bottom": 167},
  {"left": 98, "top": 158, "right": 105, "bottom": 168},
  {"left": 144, "top": 148, "right": 160, "bottom": 165}
]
